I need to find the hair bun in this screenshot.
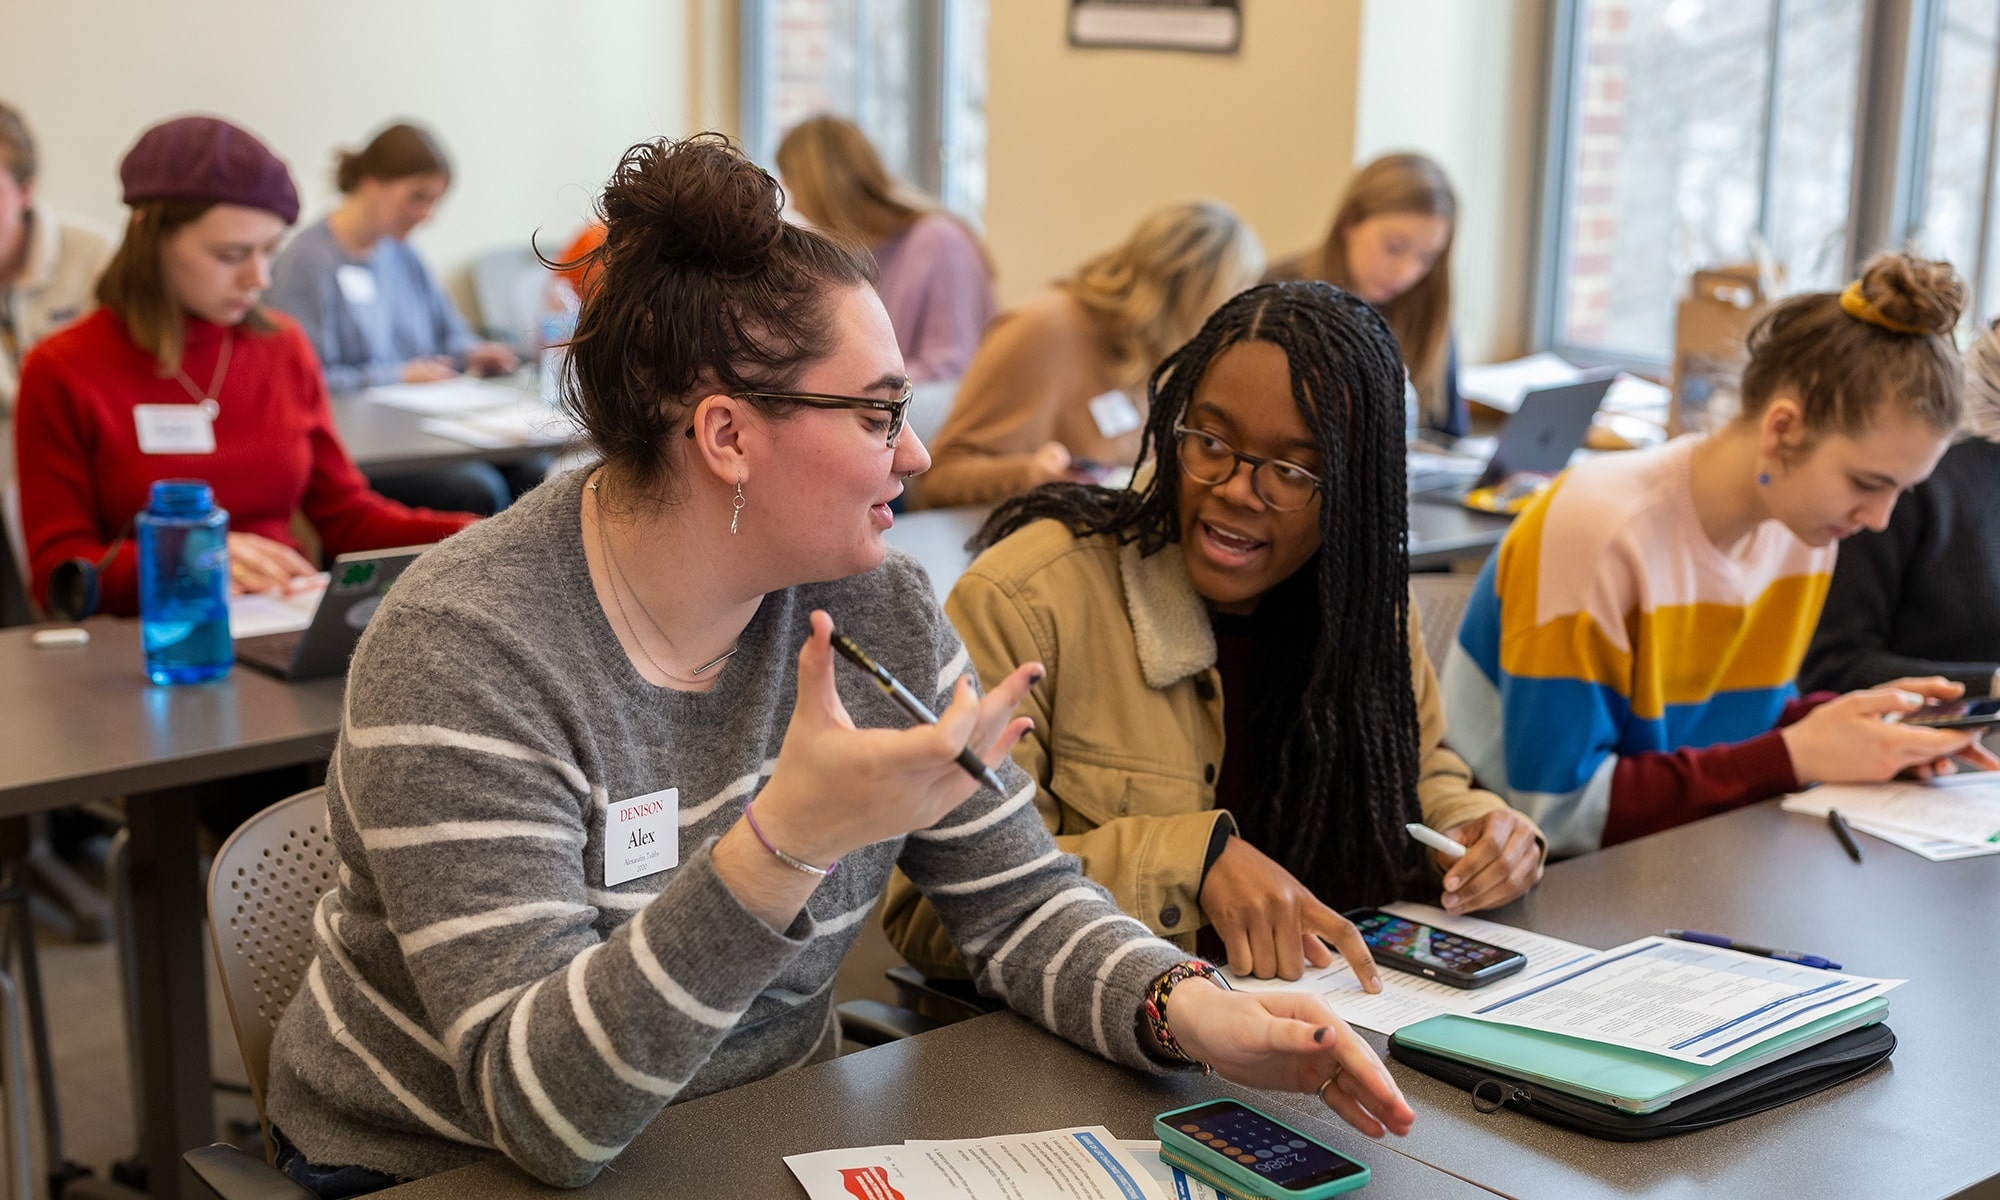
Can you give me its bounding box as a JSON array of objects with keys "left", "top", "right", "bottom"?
[
  {"left": 600, "top": 133, "right": 785, "bottom": 272},
  {"left": 1857, "top": 252, "right": 1965, "bottom": 337}
]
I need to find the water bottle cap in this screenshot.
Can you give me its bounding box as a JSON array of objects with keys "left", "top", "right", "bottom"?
[{"left": 148, "top": 479, "right": 216, "bottom": 517}]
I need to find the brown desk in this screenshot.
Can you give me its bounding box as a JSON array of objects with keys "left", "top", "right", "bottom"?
[
  {"left": 0, "top": 621, "right": 343, "bottom": 1200},
  {"left": 377, "top": 1011, "right": 1499, "bottom": 1199}
]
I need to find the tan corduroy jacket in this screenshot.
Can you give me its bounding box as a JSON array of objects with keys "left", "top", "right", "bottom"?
[
  {"left": 882, "top": 519, "right": 1531, "bottom": 977},
  {"left": 913, "top": 289, "right": 1145, "bottom": 509}
]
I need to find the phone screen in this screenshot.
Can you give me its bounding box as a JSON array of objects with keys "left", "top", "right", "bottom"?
[
  {"left": 1165, "top": 1100, "right": 1366, "bottom": 1191},
  {"left": 1905, "top": 696, "right": 2000, "bottom": 728},
  {"left": 1352, "top": 910, "right": 1520, "bottom": 973}
]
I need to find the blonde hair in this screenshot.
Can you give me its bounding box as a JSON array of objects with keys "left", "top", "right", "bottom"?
[
  {"left": 1059, "top": 200, "right": 1265, "bottom": 392},
  {"left": 775, "top": 114, "right": 994, "bottom": 275},
  {"left": 1306, "top": 153, "right": 1456, "bottom": 421}
]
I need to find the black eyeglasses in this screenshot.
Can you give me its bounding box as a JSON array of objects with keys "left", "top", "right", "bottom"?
[
  {"left": 684, "top": 380, "right": 915, "bottom": 449},
  {"left": 1172, "top": 423, "right": 1323, "bottom": 511}
]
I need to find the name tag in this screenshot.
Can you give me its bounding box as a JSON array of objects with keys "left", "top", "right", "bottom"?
[
  {"left": 133, "top": 404, "right": 216, "bottom": 455},
  {"left": 336, "top": 264, "right": 379, "bottom": 306},
  {"left": 605, "top": 787, "right": 679, "bottom": 887},
  {"left": 1087, "top": 389, "right": 1143, "bottom": 439}
]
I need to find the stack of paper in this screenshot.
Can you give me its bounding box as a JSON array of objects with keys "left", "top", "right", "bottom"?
[
  {"left": 785, "top": 1127, "right": 1174, "bottom": 1199},
  {"left": 1781, "top": 775, "right": 2000, "bottom": 861},
  {"left": 360, "top": 377, "right": 531, "bottom": 415},
  {"left": 228, "top": 575, "right": 328, "bottom": 639},
  {"left": 419, "top": 404, "right": 580, "bottom": 450}
]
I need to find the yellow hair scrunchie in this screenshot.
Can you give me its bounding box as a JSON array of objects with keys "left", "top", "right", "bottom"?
[{"left": 1840, "top": 280, "right": 1932, "bottom": 337}]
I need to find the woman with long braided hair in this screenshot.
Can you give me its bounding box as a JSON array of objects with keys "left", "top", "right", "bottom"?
[{"left": 883, "top": 281, "right": 1545, "bottom": 983}]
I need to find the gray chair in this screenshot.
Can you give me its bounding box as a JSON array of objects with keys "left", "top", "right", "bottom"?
[
  {"left": 469, "top": 245, "right": 549, "bottom": 354},
  {"left": 1409, "top": 572, "right": 1477, "bottom": 672}
]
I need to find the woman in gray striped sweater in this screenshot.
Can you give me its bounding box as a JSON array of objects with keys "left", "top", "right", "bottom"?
[{"left": 263, "top": 133, "right": 1414, "bottom": 1192}]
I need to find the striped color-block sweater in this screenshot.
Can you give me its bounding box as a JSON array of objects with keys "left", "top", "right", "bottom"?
[
  {"left": 1440, "top": 435, "right": 1834, "bottom": 856},
  {"left": 264, "top": 468, "right": 1188, "bottom": 1187}
]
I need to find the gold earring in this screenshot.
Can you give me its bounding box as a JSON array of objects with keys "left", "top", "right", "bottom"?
[{"left": 731, "top": 477, "right": 745, "bottom": 535}]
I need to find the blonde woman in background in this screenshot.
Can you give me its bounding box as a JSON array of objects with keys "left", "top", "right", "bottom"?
[
  {"left": 777, "top": 114, "right": 996, "bottom": 383},
  {"left": 1268, "top": 153, "right": 1462, "bottom": 436},
  {"left": 918, "top": 201, "right": 1264, "bottom": 508}
]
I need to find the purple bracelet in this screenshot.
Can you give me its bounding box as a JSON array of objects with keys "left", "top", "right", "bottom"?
[{"left": 743, "top": 801, "right": 838, "bottom": 877}]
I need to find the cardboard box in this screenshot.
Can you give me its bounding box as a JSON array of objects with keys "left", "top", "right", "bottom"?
[{"left": 1668, "top": 265, "right": 1776, "bottom": 436}]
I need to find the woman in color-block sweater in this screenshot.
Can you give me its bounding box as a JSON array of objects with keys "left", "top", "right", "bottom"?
[
  {"left": 262, "top": 134, "right": 1414, "bottom": 1195},
  {"left": 1442, "top": 253, "right": 1998, "bottom": 857},
  {"left": 13, "top": 116, "right": 474, "bottom": 618}
]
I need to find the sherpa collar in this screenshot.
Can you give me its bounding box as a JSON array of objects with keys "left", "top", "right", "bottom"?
[{"left": 1118, "top": 539, "right": 1216, "bottom": 690}]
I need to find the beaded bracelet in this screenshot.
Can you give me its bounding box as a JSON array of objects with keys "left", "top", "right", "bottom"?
[
  {"left": 742, "top": 801, "right": 838, "bottom": 878},
  {"left": 1144, "top": 959, "right": 1230, "bottom": 1071}
]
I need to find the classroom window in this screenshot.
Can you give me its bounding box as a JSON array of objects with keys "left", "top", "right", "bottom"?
[
  {"left": 1544, "top": 0, "right": 1866, "bottom": 363},
  {"left": 740, "top": 0, "right": 989, "bottom": 219},
  {"left": 1911, "top": 0, "right": 2000, "bottom": 335}
]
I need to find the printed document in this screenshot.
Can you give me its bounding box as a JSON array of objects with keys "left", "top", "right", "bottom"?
[
  {"left": 1118, "top": 1141, "right": 1226, "bottom": 1200},
  {"left": 785, "top": 1126, "right": 1163, "bottom": 1200},
  {"left": 1226, "top": 903, "right": 1597, "bottom": 1034},
  {"left": 1782, "top": 776, "right": 2000, "bottom": 851},
  {"left": 1461, "top": 936, "right": 1903, "bottom": 1063}
]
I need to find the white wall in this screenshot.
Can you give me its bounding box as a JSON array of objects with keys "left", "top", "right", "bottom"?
[
  {"left": 984, "top": 0, "right": 1364, "bottom": 308},
  {"left": 0, "top": 0, "right": 693, "bottom": 318},
  {"left": 1356, "top": 0, "right": 1549, "bottom": 364}
]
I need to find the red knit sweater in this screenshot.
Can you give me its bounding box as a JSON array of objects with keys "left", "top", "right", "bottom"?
[{"left": 14, "top": 308, "right": 475, "bottom": 617}]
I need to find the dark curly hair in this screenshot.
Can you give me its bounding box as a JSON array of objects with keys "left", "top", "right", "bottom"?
[
  {"left": 549, "top": 132, "right": 876, "bottom": 506},
  {"left": 974, "top": 280, "right": 1427, "bottom": 909}
]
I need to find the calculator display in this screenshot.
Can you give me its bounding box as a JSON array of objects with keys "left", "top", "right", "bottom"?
[{"left": 1167, "top": 1101, "right": 1367, "bottom": 1190}]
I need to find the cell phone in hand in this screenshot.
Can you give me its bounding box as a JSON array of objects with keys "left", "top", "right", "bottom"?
[
  {"left": 1900, "top": 695, "right": 2000, "bottom": 730},
  {"left": 1156, "top": 1099, "right": 1370, "bottom": 1198},
  {"left": 1345, "top": 907, "right": 1527, "bottom": 988}
]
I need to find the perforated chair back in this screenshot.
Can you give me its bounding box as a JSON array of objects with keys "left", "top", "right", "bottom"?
[
  {"left": 1409, "top": 573, "right": 1478, "bottom": 673},
  {"left": 206, "top": 787, "right": 335, "bottom": 1130}
]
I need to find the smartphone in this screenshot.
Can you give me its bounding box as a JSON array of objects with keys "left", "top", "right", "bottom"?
[
  {"left": 1901, "top": 695, "right": 2000, "bottom": 730},
  {"left": 1155, "top": 1099, "right": 1370, "bottom": 1199},
  {"left": 1346, "top": 907, "right": 1527, "bottom": 988}
]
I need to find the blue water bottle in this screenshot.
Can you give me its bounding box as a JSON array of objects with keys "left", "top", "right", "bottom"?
[{"left": 137, "top": 479, "right": 233, "bottom": 685}]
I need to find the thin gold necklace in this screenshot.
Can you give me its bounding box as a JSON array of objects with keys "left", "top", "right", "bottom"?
[{"left": 587, "top": 476, "right": 738, "bottom": 683}]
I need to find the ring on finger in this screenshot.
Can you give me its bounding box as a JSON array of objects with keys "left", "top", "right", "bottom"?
[{"left": 1316, "top": 1063, "right": 1345, "bottom": 1102}]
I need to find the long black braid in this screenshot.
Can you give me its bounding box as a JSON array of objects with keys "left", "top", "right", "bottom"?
[{"left": 974, "top": 280, "right": 1427, "bottom": 909}]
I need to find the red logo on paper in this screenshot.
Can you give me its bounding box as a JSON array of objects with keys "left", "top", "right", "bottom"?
[{"left": 838, "top": 1166, "right": 905, "bottom": 1200}]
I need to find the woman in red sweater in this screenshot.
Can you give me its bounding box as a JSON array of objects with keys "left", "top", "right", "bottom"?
[{"left": 14, "top": 115, "right": 475, "bottom": 618}]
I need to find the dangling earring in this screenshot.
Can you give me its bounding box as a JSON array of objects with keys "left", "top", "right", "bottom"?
[{"left": 731, "top": 476, "right": 745, "bottom": 535}]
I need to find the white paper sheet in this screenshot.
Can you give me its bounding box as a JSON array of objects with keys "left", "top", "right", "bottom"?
[
  {"left": 360, "top": 376, "right": 530, "bottom": 414},
  {"left": 1780, "top": 775, "right": 2000, "bottom": 849},
  {"left": 1460, "top": 936, "right": 1903, "bottom": 1063},
  {"left": 1118, "top": 1141, "right": 1228, "bottom": 1200},
  {"left": 227, "top": 575, "right": 327, "bottom": 639},
  {"left": 1846, "top": 816, "right": 2000, "bottom": 862},
  {"left": 786, "top": 1127, "right": 1164, "bottom": 1200},
  {"left": 419, "top": 405, "right": 580, "bottom": 449},
  {"left": 1224, "top": 903, "right": 1598, "bottom": 1035},
  {"left": 1458, "top": 352, "right": 1584, "bottom": 413}
]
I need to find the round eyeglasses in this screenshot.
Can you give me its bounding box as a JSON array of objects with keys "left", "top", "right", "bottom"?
[{"left": 1172, "top": 424, "right": 1323, "bottom": 511}]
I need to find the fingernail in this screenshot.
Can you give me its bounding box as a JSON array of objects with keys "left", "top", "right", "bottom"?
[
  {"left": 1444, "top": 877, "right": 1458, "bottom": 890},
  {"left": 1029, "top": 668, "right": 1045, "bottom": 685},
  {"left": 1313, "top": 1027, "right": 1328, "bottom": 1044}
]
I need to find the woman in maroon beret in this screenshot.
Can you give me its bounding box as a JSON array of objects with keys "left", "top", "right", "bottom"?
[{"left": 12, "top": 115, "right": 480, "bottom": 617}]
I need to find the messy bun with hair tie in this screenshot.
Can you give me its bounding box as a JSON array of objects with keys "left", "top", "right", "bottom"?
[
  {"left": 1839, "top": 254, "right": 1965, "bottom": 338},
  {"left": 554, "top": 132, "right": 877, "bottom": 506},
  {"left": 1741, "top": 250, "right": 1965, "bottom": 439}
]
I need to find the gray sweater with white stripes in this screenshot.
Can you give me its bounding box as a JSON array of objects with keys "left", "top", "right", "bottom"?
[{"left": 264, "top": 468, "right": 1189, "bottom": 1187}]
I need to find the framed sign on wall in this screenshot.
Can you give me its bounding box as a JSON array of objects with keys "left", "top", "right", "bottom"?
[{"left": 1067, "top": 0, "right": 1242, "bottom": 54}]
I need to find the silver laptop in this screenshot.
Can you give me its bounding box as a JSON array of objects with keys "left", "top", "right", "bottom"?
[{"left": 235, "top": 546, "right": 424, "bottom": 681}]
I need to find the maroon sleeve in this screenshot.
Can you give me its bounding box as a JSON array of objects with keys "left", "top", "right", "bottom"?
[
  {"left": 285, "top": 326, "right": 478, "bottom": 555},
  {"left": 1601, "top": 731, "right": 1801, "bottom": 847},
  {"left": 1779, "top": 692, "right": 1838, "bottom": 726}
]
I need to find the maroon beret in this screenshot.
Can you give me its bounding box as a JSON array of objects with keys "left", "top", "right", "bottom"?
[{"left": 118, "top": 116, "right": 299, "bottom": 224}]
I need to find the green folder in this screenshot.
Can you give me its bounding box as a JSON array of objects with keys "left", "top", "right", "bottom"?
[{"left": 1391, "top": 997, "right": 1889, "bottom": 1114}]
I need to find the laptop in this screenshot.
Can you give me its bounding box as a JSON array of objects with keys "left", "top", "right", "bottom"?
[
  {"left": 1410, "top": 374, "right": 1616, "bottom": 502},
  {"left": 235, "top": 546, "right": 424, "bottom": 681}
]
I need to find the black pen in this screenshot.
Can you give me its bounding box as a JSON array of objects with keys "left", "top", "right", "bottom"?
[
  {"left": 1827, "top": 808, "right": 1865, "bottom": 864},
  {"left": 830, "top": 630, "right": 1009, "bottom": 795}
]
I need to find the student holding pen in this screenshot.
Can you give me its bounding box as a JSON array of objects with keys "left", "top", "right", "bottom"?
[
  {"left": 262, "top": 136, "right": 1414, "bottom": 1194},
  {"left": 882, "top": 282, "right": 1547, "bottom": 989},
  {"left": 1442, "top": 253, "right": 1999, "bottom": 858}
]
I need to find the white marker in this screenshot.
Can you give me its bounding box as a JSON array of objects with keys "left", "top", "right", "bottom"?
[{"left": 1406, "top": 822, "right": 1467, "bottom": 859}]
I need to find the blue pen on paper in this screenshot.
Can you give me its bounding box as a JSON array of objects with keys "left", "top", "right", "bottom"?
[{"left": 1665, "top": 929, "right": 1842, "bottom": 971}]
